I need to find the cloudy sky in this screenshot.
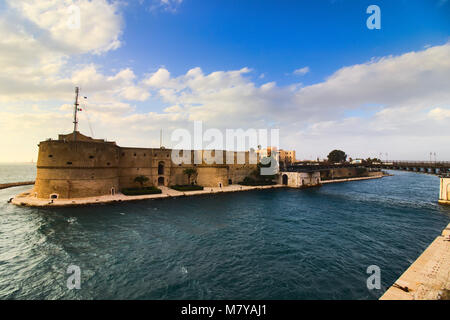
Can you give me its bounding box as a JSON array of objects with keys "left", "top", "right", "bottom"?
[{"left": 0, "top": 0, "right": 449, "bottom": 162}]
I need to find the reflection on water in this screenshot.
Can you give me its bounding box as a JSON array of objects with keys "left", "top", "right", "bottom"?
[{"left": 0, "top": 170, "right": 449, "bottom": 299}]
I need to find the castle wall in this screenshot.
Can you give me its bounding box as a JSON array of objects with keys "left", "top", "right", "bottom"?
[
  {"left": 196, "top": 166, "right": 229, "bottom": 187},
  {"left": 34, "top": 140, "right": 120, "bottom": 199},
  {"left": 320, "top": 167, "right": 368, "bottom": 180},
  {"left": 118, "top": 147, "right": 172, "bottom": 188},
  {"left": 34, "top": 134, "right": 259, "bottom": 199}
]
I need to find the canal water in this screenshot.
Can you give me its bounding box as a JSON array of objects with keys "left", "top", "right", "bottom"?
[{"left": 0, "top": 167, "right": 449, "bottom": 299}]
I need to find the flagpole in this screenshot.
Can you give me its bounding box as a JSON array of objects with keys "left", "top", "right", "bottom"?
[{"left": 73, "top": 87, "right": 79, "bottom": 141}]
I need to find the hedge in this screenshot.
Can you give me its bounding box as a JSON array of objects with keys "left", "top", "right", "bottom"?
[
  {"left": 121, "top": 186, "right": 162, "bottom": 196},
  {"left": 170, "top": 185, "right": 204, "bottom": 191}
]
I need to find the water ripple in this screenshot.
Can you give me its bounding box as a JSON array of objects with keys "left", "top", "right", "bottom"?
[{"left": 0, "top": 171, "right": 449, "bottom": 299}]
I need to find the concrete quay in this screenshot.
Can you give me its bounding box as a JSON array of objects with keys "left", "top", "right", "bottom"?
[
  {"left": 380, "top": 223, "right": 450, "bottom": 300},
  {"left": 11, "top": 184, "right": 285, "bottom": 207}
]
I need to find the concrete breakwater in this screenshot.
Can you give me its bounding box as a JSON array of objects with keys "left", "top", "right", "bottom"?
[
  {"left": 380, "top": 223, "right": 450, "bottom": 300},
  {"left": 0, "top": 181, "right": 35, "bottom": 190}
]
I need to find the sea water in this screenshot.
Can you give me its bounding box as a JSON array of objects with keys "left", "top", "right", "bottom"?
[{"left": 0, "top": 167, "right": 448, "bottom": 299}]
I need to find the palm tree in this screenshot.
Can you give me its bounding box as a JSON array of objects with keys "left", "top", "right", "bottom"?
[
  {"left": 183, "top": 168, "right": 197, "bottom": 185},
  {"left": 134, "top": 175, "right": 149, "bottom": 188}
]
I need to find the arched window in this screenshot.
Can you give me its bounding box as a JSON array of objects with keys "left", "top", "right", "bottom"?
[
  {"left": 282, "top": 174, "right": 288, "bottom": 185},
  {"left": 158, "top": 161, "right": 164, "bottom": 175}
]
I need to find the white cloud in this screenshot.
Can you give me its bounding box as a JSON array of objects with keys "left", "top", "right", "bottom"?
[
  {"left": 147, "top": 0, "right": 183, "bottom": 13},
  {"left": 293, "top": 67, "right": 310, "bottom": 75},
  {"left": 428, "top": 107, "right": 450, "bottom": 120},
  {"left": 0, "top": 0, "right": 449, "bottom": 164},
  {"left": 0, "top": 0, "right": 126, "bottom": 103},
  {"left": 6, "top": 0, "right": 123, "bottom": 54}
]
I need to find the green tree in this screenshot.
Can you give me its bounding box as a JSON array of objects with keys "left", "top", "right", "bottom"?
[
  {"left": 134, "top": 175, "right": 149, "bottom": 188},
  {"left": 183, "top": 168, "right": 197, "bottom": 185},
  {"left": 327, "top": 149, "right": 347, "bottom": 163}
]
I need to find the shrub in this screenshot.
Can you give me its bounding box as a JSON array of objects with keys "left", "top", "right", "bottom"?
[
  {"left": 134, "top": 175, "right": 149, "bottom": 187},
  {"left": 239, "top": 177, "right": 276, "bottom": 186},
  {"left": 170, "top": 185, "right": 204, "bottom": 191},
  {"left": 121, "top": 186, "right": 162, "bottom": 196}
]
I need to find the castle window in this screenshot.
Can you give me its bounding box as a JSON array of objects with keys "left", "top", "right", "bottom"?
[
  {"left": 107, "top": 162, "right": 110, "bottom": 166},
  {"left": 158, "top": 161, "right": 164, "bottom": 175},
  {"left": 66, "top": 162, "right": 72, "bottom": 165},
  {"left": 122, "top": 152, "right": 125, "bottom": 156},
  {"left": 48, "top": 155, "right": 53, "bottom": 158},
  {"left": 134, "top": 153, "right": 136, "bottom": 157},
  {"left": 144, "top": 154, "right": 146, "bottom": 157},
  {"left": 89, "top": 155, "right": 94, "bottom": 159}
]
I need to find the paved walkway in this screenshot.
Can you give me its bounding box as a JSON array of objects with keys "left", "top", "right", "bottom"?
[
  {"left": 380, "top": 223, "right": 450, "bottom": 300},
  {"left": 11, "top": 184, "right": 285, "bottom": 207}
]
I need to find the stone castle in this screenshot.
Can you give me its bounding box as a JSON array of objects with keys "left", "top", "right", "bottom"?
[{"left": 33, "top": 131, "right": 259, "bottom": 200}]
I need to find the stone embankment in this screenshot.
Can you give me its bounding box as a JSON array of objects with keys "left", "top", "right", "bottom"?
[
  {"left": 321, "top": 172, "right": 386, "bottom": 184},
  {"left": 380, "top": 223, "right": 450, "bottom": 300},
  {"left": 11, "top": 184, "right": 285, "bottom": 207},
  {"left": 0, "top": 181, "right": 35, "bottom": 190}
]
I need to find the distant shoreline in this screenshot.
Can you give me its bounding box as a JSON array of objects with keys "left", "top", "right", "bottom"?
[{"left": 0, "top": 181, "right": 35, "bottom": 190}]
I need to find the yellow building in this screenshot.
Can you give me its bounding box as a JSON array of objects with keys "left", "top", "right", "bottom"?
[{"left": 256, "top": 147, "right": 296, "bottom": 164}]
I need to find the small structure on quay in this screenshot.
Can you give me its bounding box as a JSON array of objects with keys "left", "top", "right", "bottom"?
[
  {"left": 439, "top": 176, "right": 450, "bottom": 205},
  {"left": 278, "top": 171, "right": 321, "bottom": 188}
]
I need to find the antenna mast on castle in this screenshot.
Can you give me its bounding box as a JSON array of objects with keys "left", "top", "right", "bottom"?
[{"left": 73, "top": 87, "right": 79, "bottom": 141}]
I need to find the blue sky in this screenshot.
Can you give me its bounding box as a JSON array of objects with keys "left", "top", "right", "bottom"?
[
  {"left": 0, "top": 0, "right": 449, "bottom": 161},
  {"left": 99, "top": 0, "right": 450, "bottom": 84}
]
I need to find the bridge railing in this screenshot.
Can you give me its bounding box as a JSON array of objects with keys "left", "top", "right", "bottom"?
[
  {"left": 377, "top": 161, "right": 450, "bottom": 166},
  {"left": 388, "top": 160, "right": 450, "bottom": 164}
]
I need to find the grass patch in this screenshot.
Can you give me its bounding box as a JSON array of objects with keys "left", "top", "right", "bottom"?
[
  {"left": 121, "top": 186, "right": 162, "bottom": 196},
  {"left": 170, "top": 185, "right": 204, "bottom": 191}
]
